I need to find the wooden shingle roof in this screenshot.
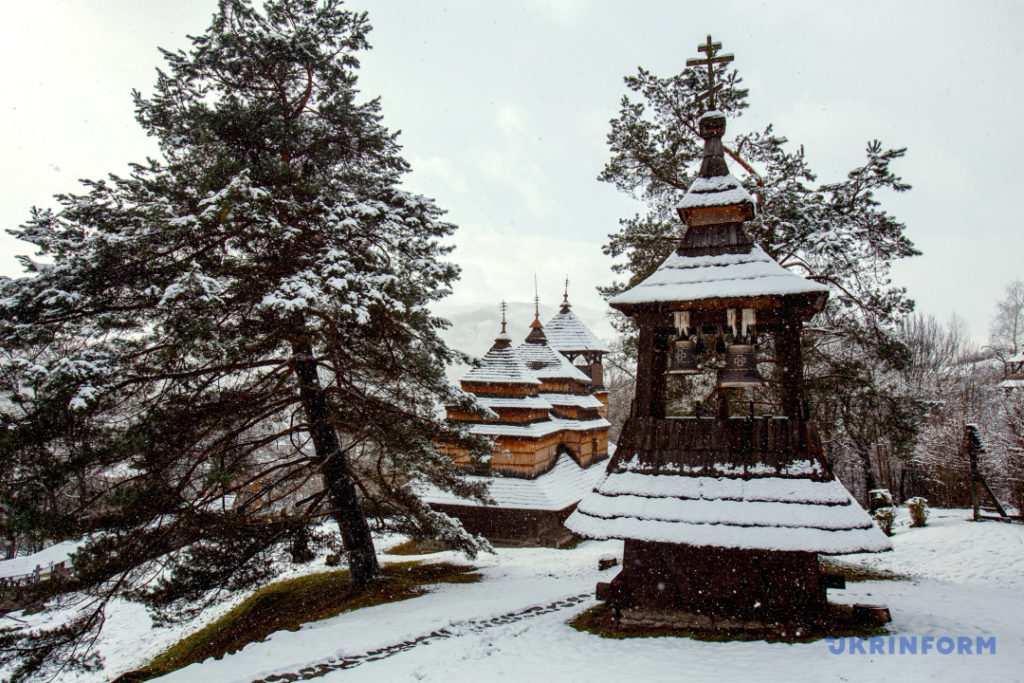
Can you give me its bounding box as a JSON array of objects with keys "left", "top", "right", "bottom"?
[
  {"left": 608, "top": 246, "right": 829, "bottom": 310},
  {"left": 544, "top": 302, "right": 610, "bottom": 354},
  {"left": 565, "top": 417, "right": 891, "bottom": 555},
  {"left": 461, "top": 330, "right": 541, "bottom": 386}
]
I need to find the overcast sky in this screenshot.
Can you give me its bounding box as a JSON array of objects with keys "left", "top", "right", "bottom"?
[{"left": 1, "top": 0, "right": 1021, "bottom": 342}]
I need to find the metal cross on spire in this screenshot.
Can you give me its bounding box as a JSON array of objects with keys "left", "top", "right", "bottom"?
[
  {"left": 534, "top": 275, "right": 539, "bottom": 314},
  {"left": 531, "top": 274, "right": 542, "bottom": 328},
  {"left": 685, "top": 34, "right": 734, "bottom": 111},
  {"left": 563, "top": 276, "right": 570, "bottom": 304},
  {"left": 500, "top": 300, "right": 508, "bottom": 333}
]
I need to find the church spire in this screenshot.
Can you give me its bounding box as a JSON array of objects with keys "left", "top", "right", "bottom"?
[
  {"left": 675, "top": 35, "right": 755, "bottom": 256},
  {"left": 526, "top": 275, "right": 547, "bottom": 343},
  {"left": 494, "top": 300, "right": 512, "bottom": 346}
]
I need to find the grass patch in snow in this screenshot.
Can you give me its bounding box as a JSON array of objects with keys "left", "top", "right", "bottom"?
[
  {"left": 570, "top": 603, "right": 888, "bottom": 643},
  {"left": 819, "top": 557, "right": 912, "bottom": 583},
  {"left": 123, "top": 561, "right": 479, "bottom": 682},
  {"left": 385, "top": 539, "right": 453, "bottom": 555},
  {"left": 557, "top": 535, "right": 585, "bottom": 550}
]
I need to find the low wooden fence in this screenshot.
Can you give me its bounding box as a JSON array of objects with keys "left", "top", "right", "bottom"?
[{"left": 0, "top": 561, "right": 72, "bottom": 594}]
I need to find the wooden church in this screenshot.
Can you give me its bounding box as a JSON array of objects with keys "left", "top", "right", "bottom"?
[
  {"left": 566, "top": 37, "right": 891, "bottom": 630},
  {"left": 425, "top": 297, "right": 610, "bottom": 547}
]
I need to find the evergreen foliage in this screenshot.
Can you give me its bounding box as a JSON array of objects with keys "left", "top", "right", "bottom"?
[
  {"left": 872, "top": 506, "right": 896, "bottom": 536},
  {"left": 906, "top": 496, "right": 929, "bottom": 527},
  {"left": 597, "top": 61, "right": 921, "bottom": 492},
  {"left": 0, "top": 1, "right": 491, "bottom": 679}
]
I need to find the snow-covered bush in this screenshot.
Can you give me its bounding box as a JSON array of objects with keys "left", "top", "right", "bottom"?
[
  {"left": 906, "top": 496, "right": 929, "bottom": 527},
  {"left": 873, "top": 506, "right": 896, "bottom": 536},
  {"left": 869, "top": 488, "right": 894, "bottom": 511}
]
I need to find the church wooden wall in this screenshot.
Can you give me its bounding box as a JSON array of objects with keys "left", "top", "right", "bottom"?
[{"left": 441, "top": 427, "right": 608, "bottom": 477}]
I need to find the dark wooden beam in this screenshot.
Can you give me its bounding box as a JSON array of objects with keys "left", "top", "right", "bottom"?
[
  {"left": 634, "top": 313, "right": 671, "bottom": 419},
  {"left": 777, "top": 299, "right": 804, "bottom": 421},
  {"left": 634, "top": 317, "right": 656, "bottom": 418}
]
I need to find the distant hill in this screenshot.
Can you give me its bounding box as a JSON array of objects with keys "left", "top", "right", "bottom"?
[{"left": 432, "top": 301, "right": 617, "bottom": 383}]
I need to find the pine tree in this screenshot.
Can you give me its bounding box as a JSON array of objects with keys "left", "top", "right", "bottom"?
[
  {"left": 0, "top": 1, "right": 490, "bottom": 678},
  {"left": 598, "top": 62, "right": 921, "bottom": 496}
]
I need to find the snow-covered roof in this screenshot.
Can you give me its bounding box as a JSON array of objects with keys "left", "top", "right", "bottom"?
[
  {"left": 515, "top": 339, "right": 592, "bottom": 383},
  {"left": 677, "top": 173, "right": 753, "bottom": 210},
  {"left": 540, "top": 393, "right": 604, "bottom": 409},
  {"left": 1008, "top": 351, "right": 1024, "bottom": 363},
  {"left": 1000, "top": 378, "right": 1024, "bottom": 389},
  {"left": 609, "top": 244, "right": 829, "bottom": 308},
  {"left": 565, "top": 416, "right": 890, "bottom": 554},
  {"left": 468, "top": 415, "right": 610, "bottom": 439},
  {"left": 473, "top": 395, "right": 553, "bottom": 411},
  {"left": 566, "top": 472, "right": 890, "bottom": 554},
  {"left": 420, "top": 453, "right": 607, "bottom": 511},
  {"left": 544, "top": 305, "right": 610, "bottom": 354},
  {"left": 461, "top": 331, "right": 541, "bottom": 386}
]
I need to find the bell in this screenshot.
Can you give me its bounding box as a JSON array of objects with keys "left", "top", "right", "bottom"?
[
  {"left": 667, "top": 339, "right": 700, "bottom": 375},
  {"left": 716, "top": 344, "right": 767, "bottom": 388}
]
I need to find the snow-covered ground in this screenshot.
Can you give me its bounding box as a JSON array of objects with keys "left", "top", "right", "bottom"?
[{"left": 5, "top": 510, "right": 1024, "bottom": 682}]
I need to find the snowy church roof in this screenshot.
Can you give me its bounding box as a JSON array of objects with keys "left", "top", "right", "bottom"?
[
  {"left": 461, "top": 329, "right": 541, "bottom": 386},
  {"left": 467, "top": 415, "right": 610, "bottom": 439},
  {"left": 420, "top": 452, "right": 608, "bottom": 511},
  {"left": 608, "top": 245, "right": 829, "bottom": 309},
  {"left": 544, "top": 299, "right": 610, "bottom": 354},
  {"left": 473, "top": 395, "right": 553, "bottom": 410},
  {"left": 677, "top": 172, "right": 753, "bottom": 210},
  {"left": 565, "top": 416, "right": 891, "bottom": 555},
  {"left": 516, "top": 336, "right": 592, "bottom": 384},
  {"left": 542, "top": 393, "right": 604, "bottom": 409}
]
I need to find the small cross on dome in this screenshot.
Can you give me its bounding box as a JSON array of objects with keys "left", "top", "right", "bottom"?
[{"left": 685, "top": 35, "right": 734, "bottom": 111}]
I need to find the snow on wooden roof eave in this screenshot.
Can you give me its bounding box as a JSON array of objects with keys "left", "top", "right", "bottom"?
[
  {"left": 418, "top": 453, "right": 608, "bottom": 511},
  {"left": 565, "top": 473, "right": 893, "bottom": 555},
  {"left": 608, "top": 246, "right": 829, "bottom": 318},
  {"left": 609, "top": 290, "right": 827, "bottom": 319},
  {"left": 514, "top": 340, "right": 593, "bottom": 383}
]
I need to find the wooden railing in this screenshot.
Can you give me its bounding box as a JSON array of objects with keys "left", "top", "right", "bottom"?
[
  {"left": 0, "top": 561, "right": 71, "bottom": 591},
  {"left": 610, "top": 416, "right": 827, "bottom": 480}
]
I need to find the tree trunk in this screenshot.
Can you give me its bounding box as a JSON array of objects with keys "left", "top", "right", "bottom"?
[
  {"left": 290, "top": 338, "right": 381, "bottom": 586},
  {"left": 862, "top": 452, "right": 878, "bottom": 509}
]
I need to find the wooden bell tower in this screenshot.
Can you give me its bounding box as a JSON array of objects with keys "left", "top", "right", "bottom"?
[{"left": 566, "top": 36, "right": 891, "bottom": 631}]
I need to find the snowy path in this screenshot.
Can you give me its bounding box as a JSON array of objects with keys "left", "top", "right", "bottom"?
[
  {"left": 155, "top": 514, "right": 1024, "bottom": 683},
  {"left": 251, "top": 592, "right": 591, "bottom": 682},
  {"left": 157, "top": 541, "right": 614, "bottom": 682}
]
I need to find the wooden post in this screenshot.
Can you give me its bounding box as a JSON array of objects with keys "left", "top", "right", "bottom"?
[
  {"left": 634, "top": 317, "right": 656, "bottom": 418},
  {"left": 635, "top": 313, "right": 669, "bottom": 419},
  {"left": 967, "top": 427, "right": 980, "bottom": 521},
  {"left": 651, "top": 325, "right": 671, "bottom": 420},
  {"left": 777, "top": 300, "right": 805, "bottom": 421}
]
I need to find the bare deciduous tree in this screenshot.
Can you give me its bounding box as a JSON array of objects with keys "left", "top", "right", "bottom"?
[{"left": 991, "top": 279, "right": 1024, "bottom": 357}]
